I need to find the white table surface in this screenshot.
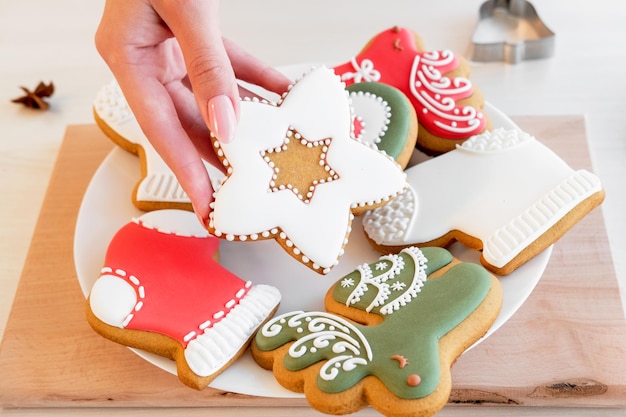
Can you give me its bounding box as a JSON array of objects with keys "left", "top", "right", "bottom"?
[{"left": 1, "top": 0, "right": 625, "bottom": 416}]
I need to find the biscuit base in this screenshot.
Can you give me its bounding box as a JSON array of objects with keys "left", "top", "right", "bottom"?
[
  {"left": 87, "top": 300, "right": 279, "bottom": 390},
  {"left": 364, "top": 189, "right": 605, "bottom": 276},
  {"left": 251, "top": 271, "right": 502, "bottom": 417}
]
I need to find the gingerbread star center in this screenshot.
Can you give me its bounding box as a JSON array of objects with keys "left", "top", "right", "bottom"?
[{"left": 262, "top": 128, "right": 339, "bottom": 203}]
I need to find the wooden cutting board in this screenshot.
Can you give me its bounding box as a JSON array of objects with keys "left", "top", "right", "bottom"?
[{"left": 1, "top": 117, "right": 625, "bottom": 410}]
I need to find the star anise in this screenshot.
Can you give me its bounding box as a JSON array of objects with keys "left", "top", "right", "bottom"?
[{"left": 11, "top": 81, "right": 55, "bottom": 110}]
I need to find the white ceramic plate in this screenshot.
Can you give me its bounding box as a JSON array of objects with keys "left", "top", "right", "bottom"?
[{"left": 74, "top": 67, "right": 551, "bottom": 397}]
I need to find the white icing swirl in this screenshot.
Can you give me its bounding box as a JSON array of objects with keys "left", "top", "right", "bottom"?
[
  {"left": 260, "top": 311, "right": 373, "bottom": 382},
  {"left": 459, "top": 128, "right": 532, "bottom": 153},
  {"left": 409, "top": 53, "right": 483, "bottom": 134},
  {"left": 340, "top": 58, "right": 381, "bottom": 83}
]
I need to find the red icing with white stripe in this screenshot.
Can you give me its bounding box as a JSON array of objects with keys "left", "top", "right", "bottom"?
[
  {"left": 333, "top": 26, "right": 485, "bottom": 139},
  {"left": 101, "top": 220, "right": 250, "bottom": 347}
]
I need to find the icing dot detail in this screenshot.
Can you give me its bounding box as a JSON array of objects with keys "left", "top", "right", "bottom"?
[
  {"left": 390, "top": 354, "right": 408, "bottom": 368},
  {"left": 407, "top": 374, "right": 421, "bottom": 387}
]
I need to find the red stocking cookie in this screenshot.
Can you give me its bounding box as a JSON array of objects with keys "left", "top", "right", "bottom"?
[
  {"left": 333, "top": 26, "right": 490, "bottom": 154},
  {"left": 86, "top": 209, "right": 281, "bottom": 389}
]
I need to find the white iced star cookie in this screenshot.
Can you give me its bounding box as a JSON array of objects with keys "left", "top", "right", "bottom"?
[
  {"left": 208, "top": 67, "right": 407, "bottom": 274},
  {"left": 362, "top": 128, "right": 605, "bottom": 275}
]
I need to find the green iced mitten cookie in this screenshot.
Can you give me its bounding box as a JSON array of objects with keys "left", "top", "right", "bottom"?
[{"left": 251, "top": 247, "right": 502, "bottom": 417}]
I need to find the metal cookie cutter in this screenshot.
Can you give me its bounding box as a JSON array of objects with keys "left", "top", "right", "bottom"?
[{"left": 470, "top": 0, "right": 555, "bottom": 64}]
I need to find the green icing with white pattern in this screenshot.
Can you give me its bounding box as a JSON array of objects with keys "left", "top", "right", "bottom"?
[{"left": 255, "top": 247, "right": 493, "bottom": 399}]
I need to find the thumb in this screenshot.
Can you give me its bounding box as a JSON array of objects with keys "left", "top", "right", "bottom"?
[{"left": 152, "top": 0, "right": 238, "bottom": 144}]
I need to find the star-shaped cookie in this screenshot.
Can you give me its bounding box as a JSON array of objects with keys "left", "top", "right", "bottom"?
[
  {"left": 362, "top": 128, "right": 605, "bottom": 275},
  {"left": 208, "top": 67, "right": 407, "bottom": 274}
]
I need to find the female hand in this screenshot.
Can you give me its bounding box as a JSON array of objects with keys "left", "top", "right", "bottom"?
[{"left": 95, "top": 0, "right": 291, "bottom": 225}]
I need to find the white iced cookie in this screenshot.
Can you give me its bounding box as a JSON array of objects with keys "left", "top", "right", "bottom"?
[
  {"left": 208, "top": 67, "right": 407, "bottom": 274},
  {"left": 93, "top": 81, "right": 224, "bottom": 211},
  {"left": 362, "top": 128, "right": 605, "bottom": 275}
]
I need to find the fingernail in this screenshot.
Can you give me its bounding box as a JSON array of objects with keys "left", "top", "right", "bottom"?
[
  {"left": 192, "top": 203, "right": 210, "bottom": 230},
  {"left": 208, "top": 95, "right": 237, "bottom": 144}
]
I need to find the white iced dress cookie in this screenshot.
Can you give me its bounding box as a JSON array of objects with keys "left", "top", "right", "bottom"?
[
  {"left": 362, "top": 128, "right": 604, "bottom": 275},
  {"left": 93, "top": 81, "right": 229, "bottom": 211}
]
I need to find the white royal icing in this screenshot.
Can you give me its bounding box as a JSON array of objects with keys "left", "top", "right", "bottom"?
[
  {"left": 341, "top": 58, "right": 381, "bottom": 83},
  {"left": 93, "top": 81, "right": 224, "bottom": 203},
  {"left": 362, "top": 128, "right": 603, "bottom": 269},
  {"left": 345, "top": 247, "right": 427, "bottom": 315},
  {"left": 184, "top": 284, "right": 281, "bottom": 377},
  {"left": 89, "top": 272, "right": 138, "bottom": 327},
  {"left": 409, "top": 50, "right": 482, "bottom": 134},
  {"left": 209, "top": 67, "right": 407, "bottom": 271},
  {"left": 349, "top": 90, "right": 391, "bottom": 149},
  {"left": 260, "top": 310, "right": 373, "bottom": 382}
]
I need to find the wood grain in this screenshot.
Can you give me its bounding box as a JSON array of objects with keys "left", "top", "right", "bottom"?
[
  {"left": 450, "top": 116, "right": 626, "bottom": 407},
  {"left": 0, "top": 118, "right": 624, "bottom": 410}
]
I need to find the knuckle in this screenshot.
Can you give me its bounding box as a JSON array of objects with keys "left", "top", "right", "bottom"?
[
  {"left": 94, "top": 27, "right": 111, "bottom": 57},
  {"left": 186, "top": 52, "right": 230, "bottom": 86}
]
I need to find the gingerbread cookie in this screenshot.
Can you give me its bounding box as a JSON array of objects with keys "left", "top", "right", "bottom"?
[
  {"left": 208, "top": 66, "right": 407, "bottom": 274},
  {"left": 362, "top": 128, "right": 605, "bottom": 275},
  {"left": 347, "top": 82, "right": 418, "bottom": 169},
  {"left": 333, "top": 26, "right": 490, "bottom": 154},
  {"left": 93, "top": 81, "right": 208, "bottom": 212},
  {"left": 252, "top": 246, "right": 502, "bottom": 417},
  {"left": 86, "top": 209, "right": 281, "bottom": 390}
]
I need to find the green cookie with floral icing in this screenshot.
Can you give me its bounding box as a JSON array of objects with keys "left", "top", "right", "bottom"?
[{"left": 251, "top": 247, "right": 502, "bottom": 417}]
